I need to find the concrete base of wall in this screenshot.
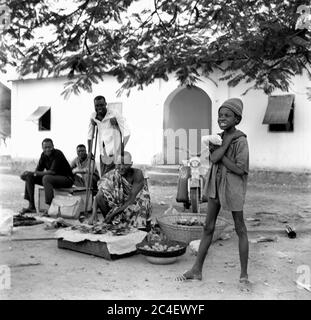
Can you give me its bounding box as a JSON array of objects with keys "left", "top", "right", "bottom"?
[
  {"left": 248, "top": 170, "right": 311, "bottom": 186},
  {"left": 1, "top": 159, "right": 310, "bottom": 187},
  {"left": 143, "top": 165, "right": 311, "bottom": 187}
]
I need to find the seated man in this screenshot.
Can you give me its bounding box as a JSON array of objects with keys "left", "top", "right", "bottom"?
[
  {"left": 19, "top": 138, "right": 74, "bottom": 214},
  {"left": 71, "top": 144, "right": 99, "bottom": 192},
  {"left": 88, "top": 151, "right": 151, "bottom": 230}
]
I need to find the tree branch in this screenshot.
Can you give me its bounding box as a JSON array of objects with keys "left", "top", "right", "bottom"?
[{"left": 83, "top": 0, "right": 99, "bottom": 55}]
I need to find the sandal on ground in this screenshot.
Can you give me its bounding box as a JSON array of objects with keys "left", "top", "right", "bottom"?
[
  {"left": 19, "top": 207, "right": 37, "bottom": 215},
  {"left": 175, "top": 271, "right": 202, "bottom": 282}
]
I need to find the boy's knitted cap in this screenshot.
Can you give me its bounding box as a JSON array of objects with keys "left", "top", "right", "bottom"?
[{"left": 219, "top": 98, "right": 243, "bottom": 117}]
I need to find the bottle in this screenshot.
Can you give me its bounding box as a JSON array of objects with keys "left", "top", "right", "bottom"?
[
  {"left": 285, "top": 225, "right": 296, "bottom": 239},
  {"left": 57, "top": 206, "right": 61, "bottom": 218}
]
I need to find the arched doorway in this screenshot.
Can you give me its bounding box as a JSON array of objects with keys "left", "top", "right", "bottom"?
[{"left": 163, "top": 86, "right": 212, "bottom": 164}]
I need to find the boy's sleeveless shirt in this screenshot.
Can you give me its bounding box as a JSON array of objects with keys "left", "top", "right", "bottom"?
[{"left": 203, "top": 134, "right": 249, "bottom": 211}]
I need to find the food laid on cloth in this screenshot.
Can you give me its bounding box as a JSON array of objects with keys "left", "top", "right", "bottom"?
[
  {"left": 13, "top": 214, "right": 44, "bottom": 227},
  {"left": 55, "top": 221, "right": 147, "bottom": 259},
  {"left": 136, "top": 229, "right": 187, "bottom": 264},
  {"left": 44, "top": 217, "right": 78, "bottom": 230},
  {"left": 71, "top": 221, "right": 133, "bottom": 236}
]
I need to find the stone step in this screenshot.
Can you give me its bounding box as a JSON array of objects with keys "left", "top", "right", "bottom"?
[
  {"left": 146, "top": 170, "right": 179, "bottom": 177},
  {"left": 143, "top": 165, "right": 180, "bottom": 186},
  {"left": 146, "top": 171, "right": 179, "bottom": 186},
  {"left": 146, "top": 165, "right": 180, "bottom": 174}
]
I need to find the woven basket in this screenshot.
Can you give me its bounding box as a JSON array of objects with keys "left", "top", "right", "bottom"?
[{"left": 156, "top": 213, "right": 228, "bottom": 244}]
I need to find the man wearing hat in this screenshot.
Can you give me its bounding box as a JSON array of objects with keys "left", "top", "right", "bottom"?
[{"left": 177, "top": 98, "right": 250, "bottom": 287}]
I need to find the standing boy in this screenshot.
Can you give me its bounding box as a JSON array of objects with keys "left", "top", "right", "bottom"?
[{"left": 177, "top": 98, "right": 250, "bottom": 285}]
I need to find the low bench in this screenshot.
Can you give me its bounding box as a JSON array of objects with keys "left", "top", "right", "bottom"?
[{"left": 38, "top": 186, "right": 92, "bottom": 213}]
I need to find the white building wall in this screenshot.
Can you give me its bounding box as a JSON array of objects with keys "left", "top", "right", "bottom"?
[
  {"left": 10, "top": 71, "right": 311, "bottom": 171},
  {"left": 10, "top": 76, "right": 168, "bottom": 164},
  {"left": 10, "top": 73, "right": 219, "bottom": 165},
  {"left": 0, "top": 137, "right": 11, "bottom": 156},
  {"left": 11, "top": 76, "right": 154, "bottom": 164},
  {"left": 222, "top": 71, "right": 311, "bottom": 171}
]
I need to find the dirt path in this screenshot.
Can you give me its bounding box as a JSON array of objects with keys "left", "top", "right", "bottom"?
[
  {"left": 1, "top": 227, "right": 310, "bottom": 300},
  {"left": 0, "top": 173, "right": 311, "bottom": 300}
]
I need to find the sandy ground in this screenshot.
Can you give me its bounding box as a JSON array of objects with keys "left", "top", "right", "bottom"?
[{"left": 0, "top": 173, "right": 311, "bottom": 300}]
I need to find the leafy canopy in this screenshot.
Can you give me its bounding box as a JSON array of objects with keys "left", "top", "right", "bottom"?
[{"left": 1, "top": 0, "right": 311, "bottom": 97}]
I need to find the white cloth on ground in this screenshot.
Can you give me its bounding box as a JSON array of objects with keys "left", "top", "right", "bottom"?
[{"left": 55, "top": 228, "right": 146, "bottom": 255}]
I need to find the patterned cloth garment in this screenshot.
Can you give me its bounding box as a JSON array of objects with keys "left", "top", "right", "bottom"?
[{"left": 98, "top": 169, "right": 152, "bottom": 228}]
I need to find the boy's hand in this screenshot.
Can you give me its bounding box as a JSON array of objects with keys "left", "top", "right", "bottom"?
[
  {"left": 209, "top": 143, "right": 220, "bottom": 154},
  {"left": 222, "top": 134, "right": 235, "bottom": 146}
]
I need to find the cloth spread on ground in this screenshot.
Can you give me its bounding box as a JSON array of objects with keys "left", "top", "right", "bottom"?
[
  {"left": 98, "top": 169, "right": 152, "bottom": 229},
  {"left": 0, "top": 207, "right": 13, "bottom": 236},
  {"left": 55, "top": 227, "right": 147, "bottom": 255}
]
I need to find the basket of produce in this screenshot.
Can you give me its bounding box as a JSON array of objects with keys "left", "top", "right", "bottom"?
[
  {"left": 136, "top": 230, "right": 187, "bottom": 265},
  {"left": 156, "top": 212, "right": 228, "bottom": 244}
]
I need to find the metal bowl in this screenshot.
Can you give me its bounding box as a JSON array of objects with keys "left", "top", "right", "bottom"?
[
  {"left": 145, "top": 256, "right": 178, "bottom": 265},
  {"left": 136, "top": 239, "right": 187, "bottom": 258}
]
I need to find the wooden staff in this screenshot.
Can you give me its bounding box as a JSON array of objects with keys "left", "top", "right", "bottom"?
[
  {"left": 115, "top": 121, "right": 124, "bottom": 161},
  {"left": 84, "top": 124, "right": 98, "bottom": 215}
]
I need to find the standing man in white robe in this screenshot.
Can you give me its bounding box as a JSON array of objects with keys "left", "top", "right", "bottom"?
[{"left": 87, "top": 95, "right": 130, "bottom": 176}]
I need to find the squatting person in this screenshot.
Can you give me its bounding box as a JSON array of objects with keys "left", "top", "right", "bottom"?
[{"left": 88, "top": 151, "right": 151, "bottom": 230}]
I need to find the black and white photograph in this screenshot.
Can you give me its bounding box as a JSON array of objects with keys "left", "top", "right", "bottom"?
[{"left": 0, "top": 0, "right": 311, "bottom": 304}]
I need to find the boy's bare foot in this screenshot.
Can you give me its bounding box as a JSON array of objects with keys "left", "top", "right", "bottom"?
[
  {"left": 239, "top": 273, "right": 249, "bottom": 284},
  {"left": 239, "top": 276, "right": 250, "bottom": 284},
  {"left": 175, "top": 269, "right": 202, "bottom": 282},
  {"left": 239, "top": 276, "right": 252, "bottom": 292}
]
